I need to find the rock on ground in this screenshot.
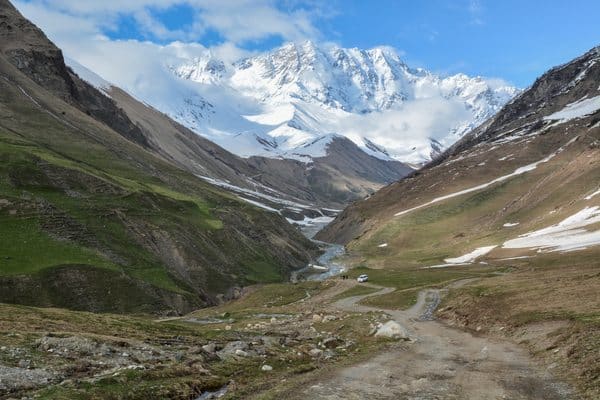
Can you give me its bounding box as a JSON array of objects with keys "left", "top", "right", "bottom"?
[
  {"left": 374, "top": 321, "right": 410, "bottom": 340},
  {"left": 0, "top": 365, "right": 55, "bottom": 391}
]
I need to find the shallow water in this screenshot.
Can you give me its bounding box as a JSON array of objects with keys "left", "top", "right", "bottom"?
[
  {"left": 195, "top": 385, "right": 228, "bottom": 400},
  {"left": 291, "top": 220, "right": 347, "bottom": 282}
]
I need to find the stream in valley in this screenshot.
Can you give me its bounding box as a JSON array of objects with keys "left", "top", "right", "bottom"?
[{"left": 291, "top": 218, "right": 347, "bottom": 282}]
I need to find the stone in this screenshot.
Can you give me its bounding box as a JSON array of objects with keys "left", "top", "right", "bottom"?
[
  {"left": 312, "top": 314, "right": 323, "bottom": 323},
  {"left": 322, "top": 337, "right": 344, "bottom": 349},
  {"left": 217, "top": 341, "right": 249, "bottom": 359},
  {"left": 261, "top": 364, "right": 273, "bottom": 371},
  {"left": 368, "top": 323, "right": 377, "bottom": 336},
  {"left": 374, "top": 321, "right": 410, "bottom": 340},
  {"left": 322, "top": 315, "right": 336, "bottom": 322},
  {"left": 202, "top": 343, "right": 217, "bottom": 354},
  {"left": 309, "top": 348, "right": 323, "bottom": 358}
]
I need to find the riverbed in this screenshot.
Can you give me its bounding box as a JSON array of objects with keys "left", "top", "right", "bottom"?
[{"left": 291, "top": 219, "right": 347, "bottom": 282}]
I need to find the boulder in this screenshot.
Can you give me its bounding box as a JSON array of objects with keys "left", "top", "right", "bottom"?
[
  {"left": 374, "top": 321, "right": 410, "bottom": 340},
  {"left": 234, "top": 349, "right": 248, "bottom": 357},
  {"left": 309, "top": 348, "right": 323, "bottom": 358},
  {"left": 202, "top": 343, "right": 217, "bottom": 354},
  {"left": 217, "top": 341, "right": 250, "bottom": 358}
]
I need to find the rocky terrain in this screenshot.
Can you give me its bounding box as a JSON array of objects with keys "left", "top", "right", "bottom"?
[{"left": 0, "top": 281, "right": 396, "bottom": 399}]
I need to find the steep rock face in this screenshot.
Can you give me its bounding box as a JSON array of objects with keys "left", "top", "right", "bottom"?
[
  {"left": 0, "top": 0, "right": 148, "bottom": 147},
  {"left": 0, "top": 0, "right": 318, "bottom": 314},
  {"left": 318, "top": 46, "right": 600, "bottom": 253}
]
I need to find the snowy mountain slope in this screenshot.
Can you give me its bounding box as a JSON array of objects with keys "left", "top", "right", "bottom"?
[
  {"left": 318, "top": 46, "right": 600, "bottom": 253},
  {"left": 167, "top": 41, "right": 519, "bottom": 164},
  {"left": 62, "top": 40, "right": 516, "bottom": 205},
  {"left": 66, "top": 48, "right": 410, "bottom": 208}
]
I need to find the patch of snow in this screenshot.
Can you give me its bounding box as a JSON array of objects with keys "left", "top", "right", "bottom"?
[
  {"left": 237, "top": 197, "right": 279, "bottom": 212},
  {"left": 197, "top": 175, "right": 314, "bottom": 210},
  {"left": 503, "top": 206, "right": 600, "bottom": 252},
  {"left": 498, "top": 154, "right": 513, "bottom": 161},
  {"left": 569, "top": 59, "right": 597, "bottom": 88},
  {"left": 584, "top": 189, "right": 600, "bottom": 200},
  {"left": 422, "top": 263, "right": 471, "bottom": 269},
  {"left": 543, "top": 95, "right": 600, "bottom": 124},
  {"left": 503, "top": 222, "right": 520, "bottom": 227},
  {"left": 395, "top": 138, "right": 576, "bottom": 217},
  {"left": 286, "top": 215, "right": 334, "bottom": 227},
  {"left": 377, "top": 243, "right": 388, "bottom": 248},
  {"left": 496, "top": 256, "right": 531, "bottom": 261},
  {"left": 444, "top": 246, "right": 497, "bottom": 264}
]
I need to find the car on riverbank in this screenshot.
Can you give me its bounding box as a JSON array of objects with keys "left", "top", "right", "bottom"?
[{"left": 357, "top": 274, "right": 368, "bottom": 283}]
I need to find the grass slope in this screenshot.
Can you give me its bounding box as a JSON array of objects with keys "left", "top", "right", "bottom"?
[{"left": 0, "top": 55, "right": 316, "bottom": 313}]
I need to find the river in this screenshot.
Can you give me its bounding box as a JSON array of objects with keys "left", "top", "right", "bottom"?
[{"left": 291, "top": 218, "right": 347, "bottom": 282}]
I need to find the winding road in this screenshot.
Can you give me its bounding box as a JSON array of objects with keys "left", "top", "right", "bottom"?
[{"left": 293, "top": 282, "right": 578, "bottom": 400}]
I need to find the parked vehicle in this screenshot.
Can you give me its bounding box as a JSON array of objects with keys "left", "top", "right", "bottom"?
[{"left": 357, "top": 274, "right": 368, "bottom": 283}]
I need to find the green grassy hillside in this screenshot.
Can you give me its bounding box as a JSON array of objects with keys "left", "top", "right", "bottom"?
[{"left": 0, "top": 54, "right": 316, "bottom": 314}]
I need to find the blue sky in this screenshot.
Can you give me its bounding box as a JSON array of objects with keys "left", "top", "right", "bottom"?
[
  {"left": 16, "top": 0, "right": 600, "bottom": 87},
  {"left": 323, "top": 0, "right": 600, "bottom": 86}
]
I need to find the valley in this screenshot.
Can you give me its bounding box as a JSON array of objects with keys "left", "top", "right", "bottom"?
[{"left": 0, "top": 0, "right": 598, "bottom": 399}]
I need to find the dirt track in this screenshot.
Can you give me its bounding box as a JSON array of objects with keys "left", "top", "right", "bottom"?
[{"left": 292, "top": 282, "right": 578, "bottom": 400}]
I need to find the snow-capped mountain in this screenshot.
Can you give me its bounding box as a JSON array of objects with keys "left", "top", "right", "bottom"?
[{"left": 166, "top": 41, "right": 519, "bottom": 164}]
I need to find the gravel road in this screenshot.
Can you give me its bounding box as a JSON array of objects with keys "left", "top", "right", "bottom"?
[{"left": 293, "top": 281, "right": 578, "bottom": 400}]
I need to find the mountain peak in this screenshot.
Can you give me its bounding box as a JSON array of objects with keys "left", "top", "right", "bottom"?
[{"left": 95, "top": 41, "right": 520, "bottom": 165}]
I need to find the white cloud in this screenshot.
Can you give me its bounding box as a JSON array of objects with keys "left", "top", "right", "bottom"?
[
  {"left": 14, "top": 0, "right": 325, "bottom": 45},
  {"left": 326, "top": 98, "right": 471, "bottom": 162},
  {"left": 13, "top": 0, "right": 329, "bottom": 96}
]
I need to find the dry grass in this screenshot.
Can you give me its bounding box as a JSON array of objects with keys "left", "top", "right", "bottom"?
[{"left": 438, "top": 251, "right": 600, "bottom": 399}]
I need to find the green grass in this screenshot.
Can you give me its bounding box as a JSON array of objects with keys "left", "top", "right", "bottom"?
[
  {"left": 332, "top": 285, "right": 380, "bottom": 301},
  {"left": 356, "top": 179, "right": 517, "bottom": 257},
  {"left": 243, "top": 258, "right": 284, "bottom": 283},
  {"left": 338, "top": 266, "right": 492, "bottom": 310},
  {"left": 0, "top": 216, "right": 117, "bottom": 275},
  {"left": 0, "top": 122, "right": 292, "bottom": 294},
  {"left": 346, "top": 266, "right": 477, "bottom": 290},
  {"left": 192, "top": 281, "right": 324, "bottom": 316},
  {"left": 360, "top": 287, "right": 421, "bottom": 310}
]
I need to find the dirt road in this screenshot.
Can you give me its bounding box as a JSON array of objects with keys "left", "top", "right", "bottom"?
[{"left": 293, "top": 282, "right": 578, "bottom": 400}]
